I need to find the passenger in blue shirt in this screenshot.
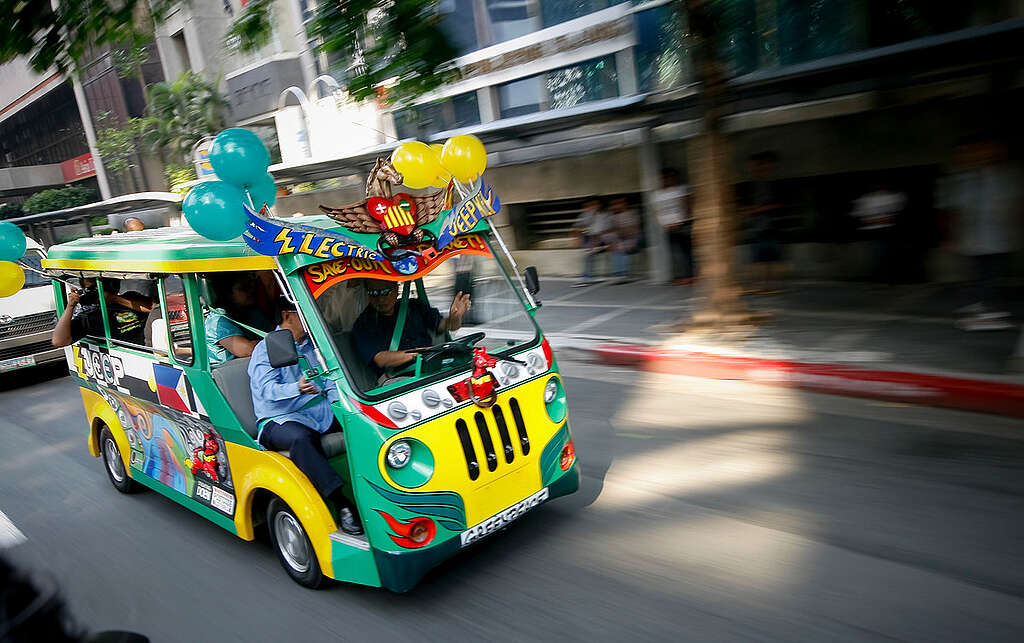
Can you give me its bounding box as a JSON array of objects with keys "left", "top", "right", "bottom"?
[
  {"left": 248, "top": 297, "right": 362, "bottom": 535},
  {"left": 205, "top": 273, "right": 266, "bottom": 364}
]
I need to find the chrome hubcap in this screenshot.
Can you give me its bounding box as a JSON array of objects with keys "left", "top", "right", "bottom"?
[
  {"left": 104, "top": 439, "right": 125, "bottom": 483},
  {"left": 274, "top": 512, "right": 310, "bottom": 573}
]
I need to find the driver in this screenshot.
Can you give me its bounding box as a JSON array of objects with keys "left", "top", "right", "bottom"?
[{"left": 351, "top": 279, "right": 471, "bottom": 374}]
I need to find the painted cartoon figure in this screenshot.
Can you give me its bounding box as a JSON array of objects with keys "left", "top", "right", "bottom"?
[{"left": 185, "top": 431, "right": 220, "bottom": 482}]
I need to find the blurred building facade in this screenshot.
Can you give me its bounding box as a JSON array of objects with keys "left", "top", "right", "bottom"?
[{"left": 3, "top": 0, "right": 1023, "bottom": 283}]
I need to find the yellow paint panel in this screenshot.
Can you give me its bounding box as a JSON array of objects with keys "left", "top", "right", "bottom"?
[
  {"left": 225, "top": 442, "right": 338, "bottom": 578},
  {"left": 42, "top": 256, "right": 276, "bottom": 273},
  {"left": 379, "top": 376, "right": 563, "bottom": 527}
]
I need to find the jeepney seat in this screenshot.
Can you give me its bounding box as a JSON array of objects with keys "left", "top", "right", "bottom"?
[{"left": 211, "top": 356, "right": 345, "bottom": 459}]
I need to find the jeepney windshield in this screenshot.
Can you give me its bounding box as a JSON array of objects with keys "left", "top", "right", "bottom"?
[{"left": 302, "top": 235, "right": 539, "bottom": 396}]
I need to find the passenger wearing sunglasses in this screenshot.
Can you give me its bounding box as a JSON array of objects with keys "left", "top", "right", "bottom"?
[{"left": 352, "top": 278, "right": 472, "bottom": 373}]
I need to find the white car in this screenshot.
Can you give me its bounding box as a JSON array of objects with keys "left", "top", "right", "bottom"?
[{"left": 0, "top": 237, "right": 64, "bottom": 374}]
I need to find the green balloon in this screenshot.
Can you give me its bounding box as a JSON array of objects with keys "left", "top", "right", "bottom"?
[
  {"left": 209, "top": 128, "right": 270, "bottom": 187},
  {"left": 182, "top": 181, "right": 247, "bottom": 241},
  {"left": 0, "top": 221, "right": 26, "bottom": 262},
  {"left": 244, "top": 173, "right": 277, "bottom": 210}
]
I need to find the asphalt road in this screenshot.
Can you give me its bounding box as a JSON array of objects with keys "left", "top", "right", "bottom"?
[{"left": 2, "top": 359, "right": 1024, "bottom": 642}]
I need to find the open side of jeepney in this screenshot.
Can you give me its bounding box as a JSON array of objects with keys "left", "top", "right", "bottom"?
[{"left": 43, "top": 214, "right": 579, "bottom": 592}]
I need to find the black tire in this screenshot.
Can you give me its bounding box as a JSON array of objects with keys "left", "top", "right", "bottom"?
[
  {"left": 266, "top": 498, "right": 325, "bottom": 589},
  {"left": 99, "top": 426, "right": 140, "bottom": 494}
]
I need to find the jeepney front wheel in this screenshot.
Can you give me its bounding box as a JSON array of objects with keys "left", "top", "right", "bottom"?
[
  {"left": 99, "top": 426, "right": 140, "bottom": 494},
  {"left": 267, "top": 498, "right": 325, "bottom": 589}
]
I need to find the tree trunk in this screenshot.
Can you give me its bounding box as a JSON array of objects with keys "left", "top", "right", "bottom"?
[{"left": 683, "top": 0, "right": 748, "bottom": 327}]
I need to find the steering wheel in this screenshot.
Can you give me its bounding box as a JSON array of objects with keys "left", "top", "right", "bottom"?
[{"left": 405, "top": 332, "right": 486, "bottom": 362}]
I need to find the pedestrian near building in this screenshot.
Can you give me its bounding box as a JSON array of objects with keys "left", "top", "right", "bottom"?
[
  {"left": 737, "top": 151, "right": 786, "bottom": 294},
  {"left": 851, "top": 183, "right": 907, "bottom": 283},
  {"left": 652, "top": 168, "right": 694, "bottom": 285},
  {"left": 609, "top": 197, "right": 642, "bottom": 284},
  {"left": 572, "top": 197, "right": 614, "bottom": 287},
  {"left": 939, "top": 136, "right": 1022, "bottom": 331}
]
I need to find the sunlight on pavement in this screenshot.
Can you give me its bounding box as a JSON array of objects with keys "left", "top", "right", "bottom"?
[
  {"left": 593, "top": 371, "right": 804, "bottom": 509},
  {"left": 611, "top": 372, "right": 813, "bottom": 430},
  {"left": 594, "top": 430, "right": 797, "bottom": 510}
]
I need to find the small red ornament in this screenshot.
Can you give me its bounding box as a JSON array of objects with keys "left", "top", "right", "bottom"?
[
  {"left": 367, "top": 193, "right": 417, "bottom": 236},
  {"left": 189, "top": 431, "right": 220, "bottom": 482}
]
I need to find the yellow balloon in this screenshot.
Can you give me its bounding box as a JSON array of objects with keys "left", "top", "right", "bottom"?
[
  {"left": 391, "top": 141, "right": 441, "bottom": 189},
  {"left": 0, "top": 261, "right": 24, "bottom": 297},
  {"left": 441, "top": 135, "right": 487, "bottom": 182},
  {"left": 430, "top": 143, "right": 452, "bottom": 187}
]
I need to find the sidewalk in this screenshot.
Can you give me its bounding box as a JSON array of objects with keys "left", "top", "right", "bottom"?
[{"left": 529, "top": 278, "right": 1024, "bottom": 417}]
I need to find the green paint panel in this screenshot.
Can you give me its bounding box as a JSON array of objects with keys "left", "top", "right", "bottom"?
[
  {"left": 539, "top": 423, "right": 571, "bottom": 488},
  {"left": 329, "top": 540, "right": 382, "bottom": 587},
  {"left": 130, "top": 468, "right": 238, "bottom": 534}
]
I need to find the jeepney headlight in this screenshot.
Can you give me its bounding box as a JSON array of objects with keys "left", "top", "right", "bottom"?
[
  {"left": 543, "top": 375, "right": 566, "bottom": 423},
  {"left": 386, "top": 441, "right": 412, "bottom": 468},
  {"left": 384, "top": 438, "right": 435, "bottom": 488},
  {"left": 544, "top": 378, "right": 558, "bottom": 403}
]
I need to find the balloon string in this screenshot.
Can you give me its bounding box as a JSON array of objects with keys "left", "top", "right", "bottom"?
[{"left": 17, "top": 260, "right": 76, "bottom": 287}]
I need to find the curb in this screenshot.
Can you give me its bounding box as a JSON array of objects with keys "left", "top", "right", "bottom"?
[{"left": 591, "top": 344, "right": 1024, "bottom": 418}]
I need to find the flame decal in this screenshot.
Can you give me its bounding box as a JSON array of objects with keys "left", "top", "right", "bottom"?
[{"left": 375, "top": 510, "right": 436, "bottom": 549}]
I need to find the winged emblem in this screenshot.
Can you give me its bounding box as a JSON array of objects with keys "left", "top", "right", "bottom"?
[{"left": 319, "top": 158, "right": 449, "bottom": 256}]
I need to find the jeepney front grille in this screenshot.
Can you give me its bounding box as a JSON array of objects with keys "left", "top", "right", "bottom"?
[
  {"left": 455, "top": 397, "right": 530, "bottom": 481},
  {"left": 0, "top": 312, "right": 57, "bottom": 339},
  {"left": 0, "top": 339, "right": 56, "bottom": 361}
]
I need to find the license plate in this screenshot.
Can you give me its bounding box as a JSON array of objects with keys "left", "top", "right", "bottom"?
[
  {"left": 0, "top": 355, "right": 35, "bottom": 373},
  {"left": 460, "top": 487, "right": 549, "bottom": 547}
]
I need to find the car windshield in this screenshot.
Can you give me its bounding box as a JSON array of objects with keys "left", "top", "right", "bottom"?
[
  {"left": 302, "top": 236, "right": 539, "bottom": 396},
  {"left": 21, "top": 251, "right": 49, "bottom": 288}
]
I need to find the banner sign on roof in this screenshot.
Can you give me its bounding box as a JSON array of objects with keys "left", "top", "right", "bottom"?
[
  {"left": 304, "top": 233, "right": 492, "bottom": 298},
  {"left": 242, "top": 204, "right": 385, "bottom": 261},
  {"left": 436, "top": 180, "right": 501, "bottom": 251}
]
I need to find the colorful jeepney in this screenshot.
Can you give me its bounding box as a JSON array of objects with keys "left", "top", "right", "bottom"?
[{"left": 42, "top": 212, "right": 579, "bottom": 592}]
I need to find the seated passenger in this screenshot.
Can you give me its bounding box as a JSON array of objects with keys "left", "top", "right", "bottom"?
[
  {"left": 204, "top": 274, "right": 263, "bottom": 364},
  {"left": 248, "top": 297, "right": 363, "bottom": 535},
  {"left": 52, "top": 278, "right": 151, "bottom": 347},
  {"left": 351, "top": 279, "right": 472, "bottom": 373}
]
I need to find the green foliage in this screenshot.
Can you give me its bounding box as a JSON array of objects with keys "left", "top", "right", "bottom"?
[
  {"left": 21, "top": 186, "right": 96, "bottom": 215},
  {"left": 95, "top": 112, "right": 150, "bottom": 175},
  {"left": 225, "top": 0, "right": 274, "bottom": 54},
  {"left": 164, "top": 163, "right": 197, "bottom": 195},
  {"left": 143, "top": 71, "right": 228, "bottom": 165},
  {"left": 111, "top": 39, "right": 151, "bottom": 79},
  {"left": 0, "top": 203, "right": 23, "bottom": 220},
  {"left": 309, "top": 0, "right": 461, "bottom": 105},
  {"left": 0, "top": 0, "right": 179, "bottom": 73}
]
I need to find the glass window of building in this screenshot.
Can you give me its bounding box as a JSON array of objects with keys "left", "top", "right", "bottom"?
[
  {"left": 498, "top": 55, "right": 618, "bottom": 118},
  {"left": 393, "top": 92, "right": 481, "bottom": 139},
  {"left": 539, "top": 0, "right": 629, "bottom": 30},
  {"left": 440, "top": 0, "right": 482, "bottom": 55},
  {"left": 487, "top": 0, "right": 542, "bottom": 43}
]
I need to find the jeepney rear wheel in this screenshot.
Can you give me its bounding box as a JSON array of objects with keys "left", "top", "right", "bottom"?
[
  {"left": 99, "top": 426, "right": 140, "bottom": 494},
  {"left": 267, "top": 498, "right": 325, "bottom": 589}
]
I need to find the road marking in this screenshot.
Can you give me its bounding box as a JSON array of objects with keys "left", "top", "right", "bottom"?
[
  {"left": 564, "top": 307, "right": 632, "bottom": 333},
  {"left": 0, "top": 510, "right": 26, "bottom": 548}
]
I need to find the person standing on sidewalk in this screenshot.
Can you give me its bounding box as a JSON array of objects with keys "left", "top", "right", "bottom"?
[
  {"left": 939, "top": 136, "right": 1022, "bottom": 331},
  {"left": 652, "top": 168, "right": 695, "bottom": 285},
  {"left": 608, "top": 197, "right": 642, "bottom": 284},
  {"left": 851, "top": 182, "right": 907, "bottom": 284},
  {"left": 737, "top": 151, "right": 787, "bottom": 294},
  {"left": 572, "top": 197, "right": 614, "bottom": 287}
]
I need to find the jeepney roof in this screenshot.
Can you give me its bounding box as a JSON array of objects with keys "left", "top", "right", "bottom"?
[{"left": 41, "top": 215, "right": 340, "bottom": 274}]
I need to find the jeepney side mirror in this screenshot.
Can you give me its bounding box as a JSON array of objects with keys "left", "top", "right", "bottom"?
[
  {"left": 524, "top": 266, "right": 540, "bottom": 295},
  {"left": 265, "top": 329, "right": 299, "bottom": 368}
]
